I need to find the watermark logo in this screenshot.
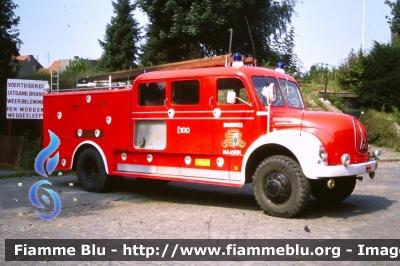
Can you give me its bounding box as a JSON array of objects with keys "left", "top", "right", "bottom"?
[
  {"left": 29, "top": 130, "right": 62, "bottom": 220},
  {"left": 34, "top": 130, "right": 60, "bottom": 177},
  {"left": 29, "top": 180, "right": 61, "bottom": 220}
]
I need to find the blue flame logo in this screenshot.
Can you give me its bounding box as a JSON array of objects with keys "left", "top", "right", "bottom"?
[
  {"left": 29, "top": 180, "right": 62, "bottom": 220},
  {"left": 34, "top": 130, "right": 60, "bottom": 177},
  {"left": 30, "top": 130, "right": 62, "bottom": 220}
]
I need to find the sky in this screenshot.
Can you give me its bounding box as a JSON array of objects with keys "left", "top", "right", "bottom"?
[{"left": 14, "top": 0, "right": 392, "bottom": 71}]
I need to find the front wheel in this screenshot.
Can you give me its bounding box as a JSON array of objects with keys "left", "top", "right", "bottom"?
[
  {"left": 310, "top": 177, "right": 356, "bottom": 203},
  {"left": 76, "top": 148, "right": 112, "bottom": 192},
  {"left": 253, "top": 156, "right": 310, "bottom": 218}
]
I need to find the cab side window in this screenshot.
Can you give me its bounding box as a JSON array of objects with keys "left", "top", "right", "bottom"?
[
  {"left": 138, "top": 82, "right": 166, "bottom": 106},
  {"left": 217, "top": 78, "right": 248, "bottom": 104},
  {"left": 172, "top": 80, "right": 200, "bottom": 105}
]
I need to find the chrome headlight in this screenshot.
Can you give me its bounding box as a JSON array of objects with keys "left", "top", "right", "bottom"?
[
  {"left": 319, "top": 145, "right": 328, "bottom": 162},
  {"left": 374, "top": 150, "right": 382, "bottom": 160},
  {"left": 341, "top": 154, "right": 350, "bottom": 166}
]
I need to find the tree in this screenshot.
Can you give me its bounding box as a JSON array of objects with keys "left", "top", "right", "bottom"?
[
  {"left": 357, "top": 41, "right": 400, "bottom": 110},
  {"left": 137, "top": 0, "right": 297, "bottom": 66},
  {"left": 61, "top": 58, "right": 93, "bottom": 89},
  {"left": 385, "top": 0, "right": 400, "bottom": 36},
  {"left": 337, "top": 49, "right": 364, "bottom": 92},
  {"left": 270, "top": 26, "right": 301, "bottom": 75},
  {"left": 65, "top": 58, "right": 91, "bottom": 74},
  {"left": 97, "top": 0, "right": 141, "bottom": 72},
  {"left": 0, "top": 0, "right": 21, "bottom": 81},
  {"left": 0, "top": 0, "right": 22, "bottom": 135}
]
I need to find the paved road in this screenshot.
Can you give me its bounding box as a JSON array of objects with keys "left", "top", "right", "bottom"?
[{"left": 1, "top": 161, "right": 400, "bottom": 266}]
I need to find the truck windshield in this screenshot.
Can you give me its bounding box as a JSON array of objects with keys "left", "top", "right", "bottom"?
[
  {"left": 278, "top": 79, "right": 304, "bottom": 109},
  {"left": 251, "top": 76, "right": 284, "bottom": 107}
]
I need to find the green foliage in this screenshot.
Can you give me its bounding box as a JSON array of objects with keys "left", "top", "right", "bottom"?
[
  {"left": 385, "top": 0, "right": 400, "bottom": 36},
  {"left": 97, "top": 0, "right": 141, "bottom": 72},
  {"left": 356, "top": 41, "right": 400, "bottom": 110},
  {"left": 299, "top": 64, "right": 340, "bottom": 92},
  {"left": 56, "top": 58, "right": 103, "bottom": 89},
  {"left": 337, "top": 49, "right": 364, "bottom": 92},
  {"left": 19, "top": 71, "right": 50, "bottom": 83},
  {"left": 299, "top": 83, "right": 328, "bottom": 111},
  {"left": 59, "top": 74, "right": 73, "bottom": 89},
  {"left": 60, "top": 58, "right": 97, "bottom": 89},
  {"left": 137, "top": 0, "right": 297, "bottom": 66},
  {"left": 0, "top": 0, "right": 22, "bottom": 136},
  {"left": 361, "top": 109, "right": 400, "bottom": 150},
  {"left": 65, "top": 58, "right": 91, "bottom": 74},
  {"left": 393, "top": 106, "right": 400, "bottom": 120},
  {"left": 19, "top": 137, "right": 42, "bottom": 170},
  {"left": 334, "top": 40, "right": 400, "bottom": 111},
  {"left": 328, "top": 94, "right": 346, "bottom": 112},
  {"left": 270, "top": 27, "right": 301, "bottom": 75},
  {"left": 307, "top": 65, "right": 328, "bottom": 85},
  {"left": 0, "top": 0, "right": 21, "bottom": 82}
]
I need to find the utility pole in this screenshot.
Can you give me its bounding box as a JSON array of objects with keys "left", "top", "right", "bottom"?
[
  {"left": 324, "top": 64, "right": 328, "bottom": 101},
  {"left": 362, "top": 0, "right": 365, "bottom": 52}
]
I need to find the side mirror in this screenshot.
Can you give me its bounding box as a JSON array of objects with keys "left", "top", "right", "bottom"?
[{"left": 227, "top": 91, "right": 236, "bottom": 104}]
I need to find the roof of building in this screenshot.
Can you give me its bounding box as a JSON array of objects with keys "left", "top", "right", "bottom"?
[{"left": 15, "top": 55, "right": 29, "bottom": 61}]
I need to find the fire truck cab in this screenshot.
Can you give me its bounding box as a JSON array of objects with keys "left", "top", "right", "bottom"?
[{"left": 43, "top": 58, "right": 381, "bottom": 218}]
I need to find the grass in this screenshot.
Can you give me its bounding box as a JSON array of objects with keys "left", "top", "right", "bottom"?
[
  {"left": 300, "top": 83, "right": 328, "bottom": 111},
  {"left": 360, "top": 109, "right": 400, "bottom": 151}
]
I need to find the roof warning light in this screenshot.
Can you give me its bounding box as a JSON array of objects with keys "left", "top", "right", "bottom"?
[{"left": 232, "top": 52, "right": 244, "bottom": 67}]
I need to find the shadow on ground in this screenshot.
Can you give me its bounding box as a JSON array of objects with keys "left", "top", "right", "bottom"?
[{"left": 111, "top": 177, "right": 394, "bottom": 219}]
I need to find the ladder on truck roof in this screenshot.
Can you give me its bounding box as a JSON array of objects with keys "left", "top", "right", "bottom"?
[
  {"left": 72, "top": 54, "right": 256, "bottom": 91},
  {"left": 50, "top": 68, "right": 60, "bottom": 93}
]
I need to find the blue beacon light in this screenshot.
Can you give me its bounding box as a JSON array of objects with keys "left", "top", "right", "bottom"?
[
  {"left": 232, "top": 52, "right": 244, "bottom": 67},
  {"left": 275, "top": 62, "right": 285, "bottom": 73}
]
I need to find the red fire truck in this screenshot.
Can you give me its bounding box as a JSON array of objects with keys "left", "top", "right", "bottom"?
[{"left": 42, "top": 54, "right": 381, "bottom": 218}]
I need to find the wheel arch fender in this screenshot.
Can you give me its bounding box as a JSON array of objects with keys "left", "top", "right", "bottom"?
[
  {"left": 242, "top": 130, "right": 325, "bottom": 184},
  {"left": 71, "top": 141, "right": 109, "bottom": 174}
]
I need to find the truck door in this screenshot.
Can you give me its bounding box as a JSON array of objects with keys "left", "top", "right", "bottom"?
[
  {"left": 208, "top": 77, "right": 255, "bottom": 180},
  {"left": 167, "top": 79, "right": 204, "bottom": 154}
]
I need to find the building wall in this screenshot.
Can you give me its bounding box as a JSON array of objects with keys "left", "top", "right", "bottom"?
[{"left": 14, "top": 55, "right": 44, "bottom": 77}]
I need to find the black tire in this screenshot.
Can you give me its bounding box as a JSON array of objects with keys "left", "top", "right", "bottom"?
[
  {"left": 76, "top": 148, "right": 112, "bottom": 192},
  {"left": 310, "top": 177, "right": 356, "bottom": 203},
  {"left": 253, "top": 155, "right": 310, "bottom": 218}
]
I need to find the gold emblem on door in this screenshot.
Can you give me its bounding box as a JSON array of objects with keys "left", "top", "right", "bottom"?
[{"left": 221, "top": 129, "right": 246, "bottom": 148}]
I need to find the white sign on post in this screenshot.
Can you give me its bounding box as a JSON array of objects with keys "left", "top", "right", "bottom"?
[{"left": 6, "top": 79, "right": 48, "bottom": 119}]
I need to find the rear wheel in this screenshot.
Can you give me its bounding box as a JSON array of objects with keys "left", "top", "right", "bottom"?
[
  {"left": 76, "top": 148, "right": 111, "bottom": 192},
  {"left": 310, "top": 177, "right": 356, "bottom": 203},
  {"left": 253, "top": 155, "right": 310, "bottom": 218}
]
